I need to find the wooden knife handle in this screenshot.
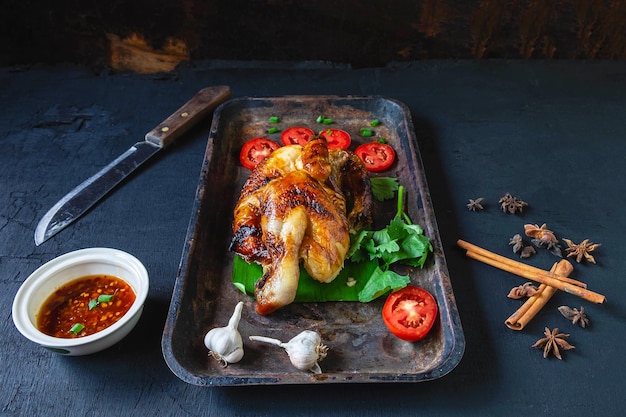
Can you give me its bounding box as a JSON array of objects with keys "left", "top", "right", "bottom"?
[{"left": 144, "top": 85, "right": 231, "bottom": 148}]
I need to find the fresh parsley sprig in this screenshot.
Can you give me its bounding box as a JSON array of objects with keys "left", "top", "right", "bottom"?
[
  {"left": 370, "top": 177, "right": 399, "bottom": 201},
  {"left": 348, "top": 185, "right": 433, "bottom": 302}
]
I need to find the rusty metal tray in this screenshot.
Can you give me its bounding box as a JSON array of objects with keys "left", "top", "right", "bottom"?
[{"left": 162, "top": 95, "right": 464, "bottom": 386}]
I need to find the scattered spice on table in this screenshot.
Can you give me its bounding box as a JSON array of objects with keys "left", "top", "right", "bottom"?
[
  {"left": 532, "top": 327, "right": 575, "bottom": 360},
  {"left": 524, "top": 223, "right": 557, "bottom": 244},
  {"left": 524, "top": 223, "right": 562, "bottom": 257},
  {"left": 458, "top": 239, "right": 605, "bottom": 304},
  {"left": 466, "top": 197, "right": 485, "bottom": 211},
  {"left": 509, "top": 234, "right": 524, "bottom": 253},
  {"left": 558, "top": 305, "right": 590, "bottom": 328},
  {"left": 498, "top": 193, "right": 528, "bottom": 214},
  {"left": 507, "top": 282, "right": 540, "bottom": 299},
  {"left": 563, "top": 238, "right": 601, "bottom": 264},
  {"left": 504, "top": 260, "right": 574, "bottom": 331},
  {"left": 520, "top": 246, "right": 536, "bottom": 258},
  {"left": 459, "top": 193, "right": 604, "bottom": 360},
  {"left": 509, "top": 234, "right": 535, "bottom": 258}
]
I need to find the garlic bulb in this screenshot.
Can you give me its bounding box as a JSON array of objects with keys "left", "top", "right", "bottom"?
[
  {"left": 204, "top": 301, "right": 244, "bottom": 367},
  {"left": 249, "top": 330, "right": 329, "bottom": 374}
]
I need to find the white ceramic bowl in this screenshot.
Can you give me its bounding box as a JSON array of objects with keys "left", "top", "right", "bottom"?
[{"left": 12, "top": 248, "right": 149, "bottom": 356}]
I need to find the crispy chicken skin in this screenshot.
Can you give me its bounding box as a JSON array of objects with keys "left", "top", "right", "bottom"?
[
  {"left": 231, "top": 136, "right": 372, "bottom": 315},
  {"left": 328, "top": 148, "right": 373, "bottom": 232}
]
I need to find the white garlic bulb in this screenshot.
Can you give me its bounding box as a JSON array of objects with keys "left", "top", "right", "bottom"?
[
  {"left": 204, "top": 301, "right": 244, "bottom": 366},
  {"left": 249, "top": 330, "right": 329, "bottom": 374}
]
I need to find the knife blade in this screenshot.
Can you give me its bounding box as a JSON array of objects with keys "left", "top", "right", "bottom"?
[{"left": 35, "top": 85, "right": 231, "bottom": 246}]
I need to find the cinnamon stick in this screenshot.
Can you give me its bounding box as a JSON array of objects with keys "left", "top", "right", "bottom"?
[
  {"left": 457, "top": 239, "right": 606, "bottom": 304},
  {"left": 505, "top": 260, "right": 573, "bottom": 330},
  {"left": 457, "top": 239, "right": 586, "bottom": 288}
]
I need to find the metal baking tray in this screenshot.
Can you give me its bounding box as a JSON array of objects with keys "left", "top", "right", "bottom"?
[{"left": 162, "top": 95, "right": 465, "bottom": 385}]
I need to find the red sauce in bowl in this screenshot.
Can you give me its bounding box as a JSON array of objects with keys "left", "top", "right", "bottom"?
[{"left": 37, "top": 275, "right": 136, "bottom": 338}]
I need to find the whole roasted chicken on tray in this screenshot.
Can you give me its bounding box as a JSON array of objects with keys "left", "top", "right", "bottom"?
[{"left": 230, "top": 136, "right": 373, "bottom": 315}]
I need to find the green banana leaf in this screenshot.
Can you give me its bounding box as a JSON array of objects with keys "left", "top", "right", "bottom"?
[{"left": 232, "top": 255, "right": 378, "bottom": 302}]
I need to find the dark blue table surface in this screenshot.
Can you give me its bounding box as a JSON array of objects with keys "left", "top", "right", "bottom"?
[{"left": 2, "top": 60, "right": 625, "bottom": 416}]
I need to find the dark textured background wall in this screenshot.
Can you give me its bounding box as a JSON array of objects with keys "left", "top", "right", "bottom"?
[{"left": 2, "top": 0, "right": 625, "bottom": 71}]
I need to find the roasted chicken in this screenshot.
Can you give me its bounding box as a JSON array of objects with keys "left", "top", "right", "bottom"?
[{"left": 231, "top": 136, "right": 372, "bottom": 315}]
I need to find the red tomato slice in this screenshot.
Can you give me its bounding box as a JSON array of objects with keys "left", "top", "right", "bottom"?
[
  {"left": 239, "top": 137, "right": 280, "bottom": 170},
  {"left": 354, "top": 142, "right": 396, "bottom": 172},
  {"left": 280, "top": 126, "right": 315, "bottom": 146},
  {"left": 382, "top": 285, "right": 438, "bottom": 342},
  {"left": 318, "top": 128, "right": 351, "bottom": 150}
]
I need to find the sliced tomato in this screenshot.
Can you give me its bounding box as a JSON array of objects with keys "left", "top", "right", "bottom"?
[
  {"left": 239, "top": 137, "right": 280, "bottom": 170},
  {"left": 354, "top": 141, "right": 396, "bottom": 172},
  {"left": 318, "top": 128, "right": 351, "bottom": 150},
  {"left": 382, "top": 285, "right": 438, "bottom": 342},
  {"left": 280, "top": 126, "right": 315, "bottom": 146}
]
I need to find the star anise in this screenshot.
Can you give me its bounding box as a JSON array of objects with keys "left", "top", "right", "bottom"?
[
  {"left": 524, "top": 223, "right": 557, "bottom": 243},
  {"left": 499, "top": 193, "right": 528, "bottom": 214},
  {"left": 524, "top": 223, "right": 563, "bottom": 257},
  {"left": 563, "top": 238, "right": 601, "bottom": 264},
  {"left": 509, "top": 234, "right": 536, "bottom": 258},
  {"left": 507, "top": 282, "right": 540, "bottom": 299},
  {"left": 558, "top": 306, "right": 590, "bottom": 328},
  {"left": 509, "top": 234, "right": 524, "bottom": 252},
  {"left": 466, "top": 197, "right": 485, "bottom": 211},
  {"left": 520, "top": 245, "right": 537, "bottom": 258},
  {"left": 532, "top": 327, "right": 575, "bottom": 360},
  {"left": 534, "top": 239, "right": 563, "bottom": 257}
]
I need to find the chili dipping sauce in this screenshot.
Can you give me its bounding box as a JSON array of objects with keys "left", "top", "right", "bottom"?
[{"left": 37, "top": 275, "right": 136, "bottom": 338}]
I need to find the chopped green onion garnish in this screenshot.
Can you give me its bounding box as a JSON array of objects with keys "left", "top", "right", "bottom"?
[
  {"left": 360, "top": 128, "right": 373, "bottom": 137},
  {"left": 267, "top": 127, "right": 279, "bottom": 134},
  {"left": 269, "top": 116, "right": 280, "bottom": 123},
  {"left": 370, "top": 119, "right": 380, "bottom": 127},
  {"left": 315, "top": 115, "right": 334, "bottom": 124},
  {"left": 69, "top": 323, "right": 85, "bottom": 335},
  {"left": 98, "top": 294, "right": 114, "bottom": 303},
  {"left": 378, "top": 137, "right": 388, "bottom": 144},
  {"left": 89, "top": 291, "right": 116, "bottom": 310}
]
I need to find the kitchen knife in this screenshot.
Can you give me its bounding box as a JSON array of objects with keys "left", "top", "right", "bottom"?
[{"left": 34, "top": 85, "right": 231, "bottom": 246}]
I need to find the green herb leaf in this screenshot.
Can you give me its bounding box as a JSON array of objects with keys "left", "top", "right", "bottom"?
[
  {"left": 350, "top": 185, "right": 433, "bottom": 301},
  {"left": 89, "top": 291, "right": 116, "bottom": 310},
  {"left": 378, "top": 137, "right": 387, "bottom": 144},
  {"left": 370, "top": 119, "right": 380, "bottom": 127},
  {"left": 370, "top": 177, "right": 399, "bottom": 201},
  {"left": 233, "top": 282, "right": 246, "bottom": 294},
  {"left": 98, "top": 294, "right": 114, "bottom": 303},
  {"left": 347, "top": 229, "right": 369, "bottom": 258},
  {"left": 269, "top": 116, "right": 280, "bottom": 123},
  {"left": 360, "top": 128, "right": 373, "bottom": 137},
  {"left": 315, "top": 115, "right": 334, "bottom": 124},
  {"left": 69, "top": 323, "right": 85, "bottom": 335},
  {"left": 357, "top": 267, "right": 410, "bottom": 303},
  {"left": 232, "top": 255, "right": 378, "bottom": 302},
  {"left": 267, "top": 127, "right": 279, "bottom": 134}
]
